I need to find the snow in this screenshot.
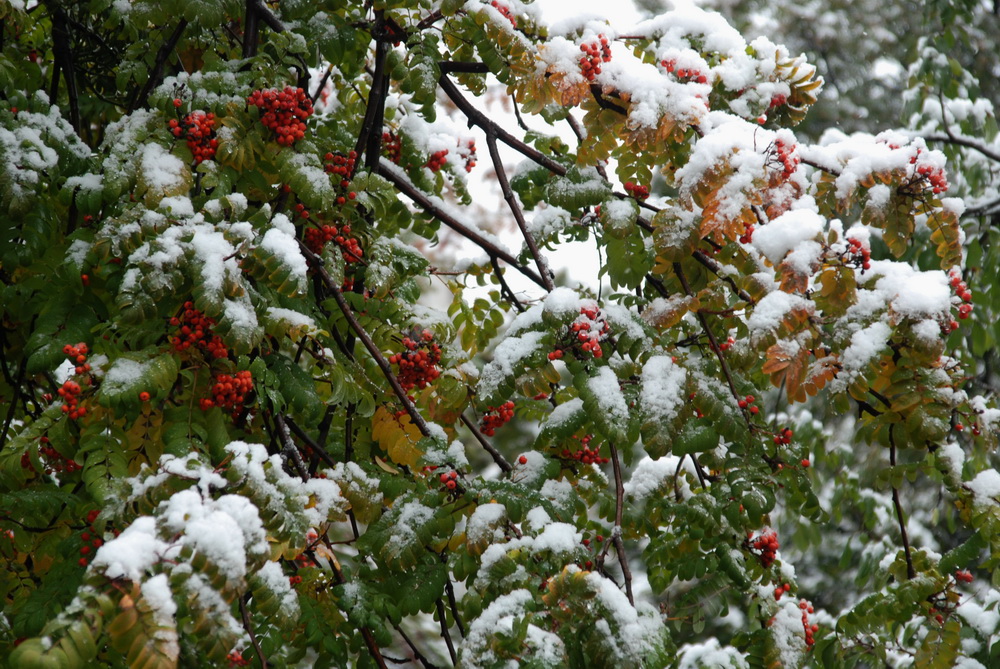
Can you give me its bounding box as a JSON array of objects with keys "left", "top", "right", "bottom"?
[
  {"left": 102, "top": 358, "right": 150, "bottom": 393},
  {"left": 386, "top": 500, "right": 434, "bottom": 559},
  {"left": 968, "top": 470, "right": 1000, "bottom": 504},
  {"left": 466, "top": 503, "right": 507, "bottom": 546},
  {"left": 625, "top": 455, "right": 691, "bottom": 501},
  {"left": 747, "top": 290, "right": 813, "bottom": 337},
  {"left": 751, "top": 207, "right": 825, "bottom": 266},
  {"left": 255, "top": 561, "right": 300, "bottom": 620},
  {"left": 532, "top": 522, "right": 582, "bottom": 555},
  {"left": 91, "top": 516, "right": 167, "bottom": 581},
  {"left": 678, "top": 638, "right": 749, "bottom": 669},
  {"left": 140, "top": 142, "right": 187, "bottom": 196},
  {"left": 585, "top": 571, "right": 668, "bottom": 662},
  {"left": 640, "top": 355, "right": 687, "bottom": 426},
  {"left": 830, "top": 321, "right": 891, "bottom": 393},
  {"left": 260, "top": 227, "right": 308, "bottom": 289},
  {"left": 587, "top": 367, "right": 628, "bottom": 425},
  {"left": 459, "top": 589, "right": 534, "bottom": 668},
  {"left": 478, "top": 330, "right": 547, "bottom": 400}
]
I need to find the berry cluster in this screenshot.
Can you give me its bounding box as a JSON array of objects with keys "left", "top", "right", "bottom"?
[
  {"left": 382, "top": 132, "right": 402, "bottom": 163},
  {"left": 227, "top": 651, "right": 250, "bottom": 667},
  {"left": 579, "top": 34, "right": 612, "bottom": 81},
  {"left": 748, "top": 529, "right": 779, "bottom": 568},
  {"left": 955, "top": 569, "right": 974, "bottom": 584},
  {"left": 200, "top": 370, "right": 253, "bottom": 411},
  {"left": 914, "top": 162, "right": 949, "bottom": 195},
  {"left": 771, "top": 138, "right": 799, "bottom": 180},
  {"left": 389, "top": 330, "right": 442, "bottom": 391},
  {"left": 660, "top": 60, "right": 709, "bottom": 84},
  {"left": 769, "top": 93, "right": 787, "bottom": 109},
  {"left": 323, "top": 151, "right": 359, "bottom": 205},
  {"left": 77, "top": 509, "right": 105, "bottom": 568},
  {"left": 288, "top": 574, "right": 303, "bottom": 587},
  {"left": 560, "top": 436, "right": 609, "bottom": 465},
  {"left": 949, "top": 269, "right": 974, "bottom": 323},
  {"left": 773, "top": 427, "right": 793, "bottom": 446},
  {"left": 717, "top": 335, "right": 735, "bottom": 352},
  {"left": 739, "top": 221, "right": 755, "bottom": 244},
  {"left": 302, "top": 223, "right": 364, "bottom": 263},
  {"left": 845, "top": 236, "right": 871, "bottom": 272},
  {"left": 21, "top": 436, "right": 80, "bottom": 475},
  {"left": 462, "top": 139, "right": 477, "bottom": 172},
  {"left": 439, "top": 470, "right": 460, "bottom": 491},
  {"left": 737, "top": 394, "right": 760, "bottom": 415},
  {"left": 567, "top": 304, "right": 610, "bottom": 359},
  {"left": 773, "top": 582, "right": 791, "bottom": 601},
  {"left": 247, "top": 87, "right": 313, "bottom": 147},
  {"left": 624, "top": 181, "right": 649, "bottom": 200},
  {"left": 480, "top": 401, "right": 515, "bottom": 436},
  {"left": 490, "top": 0, "right": 517, "bottom": 27},
  {"left": 425, "top": 149, "right": 448, "bottom": 172},
  {"left": 170, "top": 302, "right": 229, "bottom": 359},
  {"left": 168, "top": 112, "right": 218, "bottom": 164},
  {"left": 799, "top": 600, "right": 818, "bottom": 648},
  {"left": 58, "top": 343, "right": 92, "bottom": 420}
]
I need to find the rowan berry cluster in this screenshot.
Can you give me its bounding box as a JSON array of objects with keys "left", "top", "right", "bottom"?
[
  {"left": 739, "top": 221, "right": 755, "bottom": 244},
  {"left": 949, "top": 269, "right": 974, "bottom": 322},
  {"left": 389, "top": 330, "right": 442, "bottom": 391},
  {"left": 462, "top": 139, "right": 477, "bottom": 172},
  {"left": 660, "top": 60, "right": 709, "bottom": 84},
  {"left": 845, "top": 236, "right": 871, "bottom": 272},
  {"left": 579, "top": 34, "right": 612, "bottom": 81},
  {"left": 769, "top": 93, "right": 787, "bottom": 109},
  {"left": 227, "top": 651, "right": 250, "bottom": 667},
  {"left": 480, "top": 401, "right": 515, "bottom": 436},
  {"left": 288, "top": 574, "right": 303, "bottom": 587},
  {"left": 303, "top": 223, "right": 364, "bottom": 263},
  {"left": 955, "top": 569, "right": 974, "bottom": 584},
  {"left": 21, "top": 436, "right": 80, "bottom": 475},
  {"left": 425, "top": 149, "right": 448, "bottom": 172},
  {"left": 915, "top": 163, "right": 949, "bottom": 195},
  {"left": 58, "top": 343, "right": 91, "bottom": 420},
  {"left": 439, "top": 470, "right": 460, "bottom": 491},
  {"left": 749, "top": 529, "right": 779, "bottom": 568},
  {"left": 77, "top": 509, "right": 105, "bottom": 568},
  {"left": 490, "top": 0, "right": 517, "bottom": 28},
  {"left": 323, "top": 151, "right": 359, "bottom": 205},
  {"left": 737, "top": 394, "right": 760, "bottom": 415},
  {"left": 560, "top": 435, "right": 609, "bottom": 465},
  {"left": 771, "top": 138, "right": 799, "bottom": 180},
  {"left": 799, "top": 600, "right": 818, "bottom": 648},
  {"left": 170, "top": 302, "right": 229, "bottom": 359},
  {"left": 624, "top": 181, "right": 649, "bottom": 200},
  {"left": 717, "top": 335, "right": 735, "bottom": 352},
  {"left": 773, "top": 582, "right": 791, "bottom": 601},
  {"left": 773, "top": 427, "right": 793, "bottom": 445},
  {"left": 200, "top": 370, "right": 253, "bottom": 411},
  {"left": 168, "top": 111, "right": 217, "bottom": 164},
  {"left": 247, "top": 86, "right": 313, "bottom": 146},
  {"left": 565, "top": 304, "right": 610, "bottom": 359},
  {"left": 382, "top": 132, "right": 402, "bottom": 163}
]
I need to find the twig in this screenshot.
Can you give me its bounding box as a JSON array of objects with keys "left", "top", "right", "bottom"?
[
  {"left": 323, "top": 541, "right": 389, "bottom": 669},
  {"left": 459, "top": 413, "right": 512, "bottom": 473},
  {"left": 444, "top": 577, "right": 466, "bottom": 637},
  {"left": 490, "top": 257, "right": 525, "bottom": 313},
  {"left": 376, "top": 159, "right": 547, "bottom": 289},
  {"left": 240, "top": 594, "right": 268, "bottom": 669},
  {"left": 284, "top": 416, "right": 338, "bottom": 469},
  {"left": 438, "top": 75, "right": 567, "bottom": 177},
  {"left": 132, "top": 19, "right": 188, "bottom": 110},
  {"left": 608, "top": 442, "right": 635, "bottom": 606},
  {"left": 49, "top": 7, "right": 80, "bottom": 133},
  {"left": 393, "top": 624, "right": 440, "bottom": 669},
  {"left": 485, "top": 129, "right": 554, "bottom": 291},
  {"left": 0, "top": 358, "right": 26, "bottom": 450},
  {"left": 435, "top": 598, "right": 458, "bottom": 665},
  {"left": 355, "top": 12, "right": 391, "bottom": 168},
  {"left": 310, "top": 63, "right": 334, "bottom": 105},
  {"left": 274, "top": 414, "right": 309, "bottom": 481},
  {"left": 889, "top": 428, "right": 916, "bottom": 580},
  {"left": 299, "top": 240, "right": 432, "bottom": 438}
]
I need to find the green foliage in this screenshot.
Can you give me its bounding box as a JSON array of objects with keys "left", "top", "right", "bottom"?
[{"left": 2, "top": 1, "right": 999, "bottom": 668}]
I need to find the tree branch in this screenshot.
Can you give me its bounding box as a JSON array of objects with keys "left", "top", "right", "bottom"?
[
  {"left": 376, "top": 158, "right": 547, "bottom": 289},
  {"left": 485, "top": 129, "right": 555, "bottom": 291},
  {"left": 299, "top": 241, "right": 433, "bottom": 438},
  {"left": 490, "top": 257, "right": 525, "bottom": 313},
  {"left": 240, "top": 593, "right": 268, "bottom": 669},
  {"left": 608, "top": 442, "right": 634, "bottom": 606},
  {"left": 889, "top": 428, "right": 916, "bottom": 580},
  {"left": 435, "top": 598, "right": 458, "bottom": 665},
  {"left": 131, "top": 19, "right": 188, "bottom": 110},
  {"left": 393, "top": 624, "right": 440, "bottom": 669},
  {"left": 460, "top": 412, "right": 512, "bottom": 472}
]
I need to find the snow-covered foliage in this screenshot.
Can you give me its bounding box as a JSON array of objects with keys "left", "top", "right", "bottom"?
[{"left": 2, "top": 1, "right": 999, "bottom": 668}]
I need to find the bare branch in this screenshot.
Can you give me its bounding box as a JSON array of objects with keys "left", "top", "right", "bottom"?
[
  {"left": 608, "top": 442, "right": 635, "bottom": 606},
  {"left": 240, "top": 594, "right": 268, "bottom": 669}
]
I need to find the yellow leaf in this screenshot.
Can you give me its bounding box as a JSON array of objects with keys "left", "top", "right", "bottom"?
[{"left": 372, "top": 406, "right": 423, "bottom": 468}]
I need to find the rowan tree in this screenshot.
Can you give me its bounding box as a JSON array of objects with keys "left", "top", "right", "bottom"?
[{"left": 1, "top": 1, "right": 999, "bottom": 667}]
